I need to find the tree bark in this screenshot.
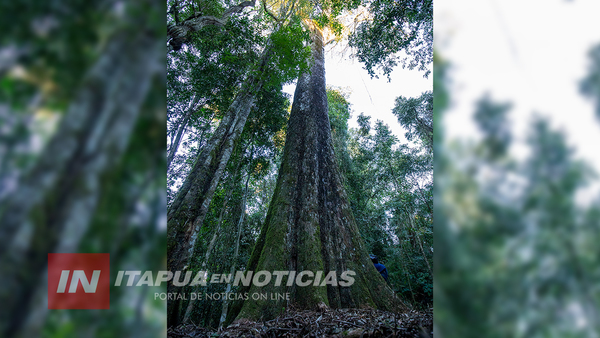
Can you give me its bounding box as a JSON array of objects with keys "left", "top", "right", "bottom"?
[
  {"left": 167, "top": 95, "right": 201, "bottom": 170},
  {"left": 168, "top": 1, "right": 256, "bottom": 52},
  {"left": 219, "top": 169, "right": 251, "bottom": 328},
  {"left": 166, "top": 47, "right": 272, "bottom": 322},
  {"left": 228, "top": 27, "right": 405, "bottom": 323},
  {"left": 180, "top": 166, "right": 240, "bottom": 324}
]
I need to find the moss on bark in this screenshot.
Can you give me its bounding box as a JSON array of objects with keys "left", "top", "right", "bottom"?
[{"left": 228, "top": 27, "right": 405, "bottom": 323}]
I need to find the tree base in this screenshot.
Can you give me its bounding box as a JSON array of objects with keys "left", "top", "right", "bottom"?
[{"left": 169, "top": 306, "right": 433, "bottom": 337}]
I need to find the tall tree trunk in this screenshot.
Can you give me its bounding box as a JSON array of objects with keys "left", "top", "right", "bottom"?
[
  {"left": 180, "top": 141, "right": 252, "bottom": 325},
  {"left": 167, "top": 47, "right": 272, "bottom": 326},
  {"left": 219, "top": 169, "right": 251, "bottom": 328},
  {"left": 180, "top": 167, "right": 239, "bottom": 324},
  {"left": 228, "top": 26, "right": 405, "bottom": 323},
  {"left": 17, "top": 167, "right": 156, "bottom": 338},
  {"left": 0, "top": 30, "right": 161, "bottom": 336},
  {"left": 167, "top": 95, "right": 201, "bottom": 170},
  {"left": 387, "top": 161, "right": 432, "bottom": 277},
  {"left": 406, "top": 208, "right": 433, "bottom": 277}
]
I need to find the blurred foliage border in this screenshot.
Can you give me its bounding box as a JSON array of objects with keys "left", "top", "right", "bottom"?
[{"left": 0, "top": 0, "right": 167, "bottom": 337}]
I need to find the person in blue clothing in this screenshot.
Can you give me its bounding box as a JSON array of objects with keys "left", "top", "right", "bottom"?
[{"left": 369, "top": 254, "right": 388, "bottom": 282}]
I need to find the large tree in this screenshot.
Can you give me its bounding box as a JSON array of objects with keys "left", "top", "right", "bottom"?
[
  {"left": 228, "top": 23, "right": 404, "bottom": 322},
  {"left": 169, "top": 0, "right": 433, "bottom": 325},
  {"left": 166, "top": 4, "right": 308, "bottom": 323}
]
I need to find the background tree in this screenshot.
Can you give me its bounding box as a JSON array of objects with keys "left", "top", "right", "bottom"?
[
  {"left": 580, "top": 44, "right": 600, "bottom": 120},
  {"left": 0, "top": 1, "right": 166, "bottom": 336},
  {"left": 349, "top": 0, "right": 433, "bottom": 79},
  {"left": 228, "top": 0, "right": 415, "bottom": 319},
  {"left": 166, "top": 8, "right": 309, "bottom": 313},
  {"left": 343, "top": 112, "right": 433, "bottom": 308},
  {"left": 167, "top": 0, "right": 433, "bottom": 328},
  {"left": 393, "top": 91, "right": 433, "bottom": 150},
  {"left": 434, "top": 48, "right": 600, "bottom": 336},
  {"left": 169, "top": 62, "right": 292, "bottom": 325}
]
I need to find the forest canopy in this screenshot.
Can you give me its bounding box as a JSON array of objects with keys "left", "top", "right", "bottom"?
[{"left": 166, "top": 0, "right": 432, "bottom": 329}]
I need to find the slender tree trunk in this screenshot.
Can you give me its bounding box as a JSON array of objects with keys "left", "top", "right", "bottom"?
[
  {"left": 167, "top": 121, "right": 256, "bottom": 325},
  {"left": 0, "top": 30, "right": 161, "bottom": 336},
  {"left": 228, "top": 27, "right": 405, "bottom": 323},
  {"left": 406, "top": 209, "right": 433, "bottom": 276},
  {"left": 167, "top": 95, "right": 201, "bottom": 170},
  {"left": 387, "top": 161, "right": 432, "bottom": 277},
  {"left": 180, "top": 142, "right": 252, "bottom": 325},
  {"left": 388, "top": 152, "right": 431, "bottom": 301},
  {"left": 219, "top": 170, "right": 251, "bottom": 328},
  {"left": 180, "top": 177, "right": 234, "bottom": 324},
  {"left": 166, "top": 47, "right": 272, "bottom": 325},
  {"left": 397, "top": 234, "right": 418, "bottom": 305}
]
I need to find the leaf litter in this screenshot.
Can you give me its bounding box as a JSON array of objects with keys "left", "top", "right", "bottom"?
[{"left": 168, "top": 306, "right": 433, "bottom": 337}]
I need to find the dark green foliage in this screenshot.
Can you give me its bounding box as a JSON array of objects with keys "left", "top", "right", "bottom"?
[
  {"left": 168, "top": 0, "right": 432, "bottom": 325},
  {"left": 435, "top": 50, "right": 600, "bottom": 336},
  {"left": 473, "top": 95, "right": 512, "bottom": 159},
  {"left": 167, "top": 15, "right": 262, "bottom": 116},
  {"left": 326, "top": 88, "right": 433, "bottom": 309},
  {"left": 349, "top": 0, "right": 432, "bottom": 79},
  {"left": 393, "top": 91, "right": 433, "bottom": 150},
  {"left": 0, "top": 1, "right": 101, "bottom": 106},
  {"left": 0, "top": 1, "right": 166, "bottom": 336},
  {"left": 266, "top": 19, "right": 311, "bottom": 86},
  {"left": 167, "top": 0, "right": 226, "bottom": 23}
]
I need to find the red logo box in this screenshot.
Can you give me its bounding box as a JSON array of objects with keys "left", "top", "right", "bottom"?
[{"left": 48, "top": 253, "right": 110, "bottom": 309}]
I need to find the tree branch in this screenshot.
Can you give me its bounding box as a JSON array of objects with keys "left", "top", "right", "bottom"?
[
  {"left": 262, "top": 0, "right": 280, "bottom": 22},
  {"left": 168, "top": 1, "right": 256, "bottom": 52},
  {"left": 224, "top": 0, "right": 256, "bottom": 18},
  {"left": 168, "top": 0, "right": 180, "bottom": 24},
  {"left": 167, "top": 16, "right": 225, "bottom": 52}
]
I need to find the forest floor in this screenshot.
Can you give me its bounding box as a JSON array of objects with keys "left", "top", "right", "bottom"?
[{"left": 167, "top": 306, "right": 433, "bottom": 337}]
